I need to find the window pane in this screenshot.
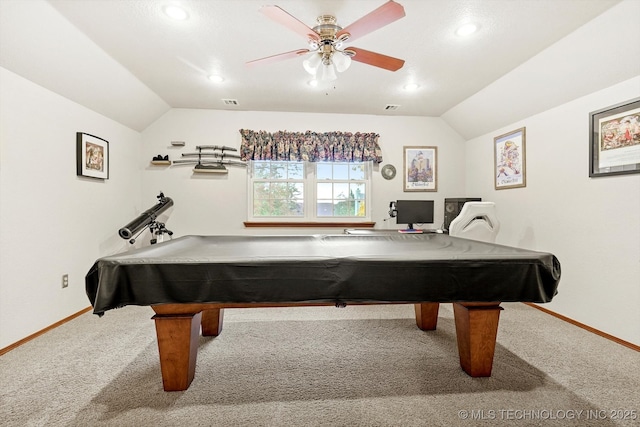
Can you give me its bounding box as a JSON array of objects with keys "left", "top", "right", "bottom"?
[
  {"left": 334, "top": 200, "right": 350, "bottom": 216},
  {"left": 288, "top": 201, "right": 304, "bottom": 216},
  {"left": 253, "top": 162, "right": 271, "bottom": 179},
  {"left": 316, "top": 163, "right": 332, "bottom": 180},
  {"left": 287, "top": 162, "right": 304, "bottom": 179},
  {"left": 270, "top": 163, "right": 288, "bottom": 179},
  {"left": 333, "top": 164, "right": 349, "bottom": 180},
  {"left": 271, "top": 182, "right": 287, "bottom": 196},
  {"left": 333, "top": 183, "right": 349, "bottom": 200},
  {"left": 271, "top": 199, "right": 303, "bottom": 216},
  {"left": 350, "top": 183, "right": 365, "bottom": 200},
  {"left": 317, "top": 200, "right": 333, "bottom": 216},
  {"left": 290, "top": 183, "right": 304, "bottom": 200},
  {"left": 317, "top": 182, "right": 332, "bottom": 199},
  {"left": 270, "top": 182, "right": 303, "bottom": 200},
  {"left": 253, "top": 199, "right": 272, "bottom": 216},
  {"left": 253, "top": 182, "right": 270, "bottom": 199},
  {"left": 349, "top": 164, "right": 365, "bottom": 180}
]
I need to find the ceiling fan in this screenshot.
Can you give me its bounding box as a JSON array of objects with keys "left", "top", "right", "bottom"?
[{"left": 246, "top": 1, "right": 406, "bottom": 82}]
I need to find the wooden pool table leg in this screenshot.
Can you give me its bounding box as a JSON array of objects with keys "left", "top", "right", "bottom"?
[
  {"left": 201, "top": 308, "right": 224, "bottom": 336},
  {"left": 414, "top": 303, "right": 440, "bottom": 330},
  {"left": 152, "top": 312, "right": 202, "bottom": 391},
  {"left": 453, "top": 302, "right": 503, "bottom": 377}
]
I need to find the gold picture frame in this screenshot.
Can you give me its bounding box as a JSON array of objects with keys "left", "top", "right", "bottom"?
[{"left": 403, "top": 146, "right": 437, "bottom": 192}]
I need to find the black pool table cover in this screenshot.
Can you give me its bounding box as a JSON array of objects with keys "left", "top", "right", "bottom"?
[{"left": 86, "top": 234, "right": 561, "bottom": 316}]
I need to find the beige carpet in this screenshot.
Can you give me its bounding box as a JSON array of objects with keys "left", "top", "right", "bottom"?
[{"left": 1, "top": 303, "right": 638, "bottom": 426}]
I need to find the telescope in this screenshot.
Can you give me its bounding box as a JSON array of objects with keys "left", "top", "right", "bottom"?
[{"left": 118, "top": 193, "right": 174, "bottom": 243}]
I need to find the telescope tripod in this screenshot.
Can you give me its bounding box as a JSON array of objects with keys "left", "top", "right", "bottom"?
[
  {"left": 149, "top": 221, "right": 173, "bottom": 245},
  {"left": 128, "top": 220, "right": 173, "bottom": 245}
]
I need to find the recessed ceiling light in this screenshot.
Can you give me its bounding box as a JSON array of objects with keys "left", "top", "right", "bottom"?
[
  {"left": 403, "top": 83, "right": 419, "bottom": 91},
  {"left": 308, "top": 79, "right": 318, "bottom": 87},
  {"left": 456, "top": 23, "right": 478, "bottom": 37},
  {"left": 163, "top": 5, "right": 189, "bottom": 20},
  {"left": 208, "top": 75, "right": 224, "bottom": 83}
]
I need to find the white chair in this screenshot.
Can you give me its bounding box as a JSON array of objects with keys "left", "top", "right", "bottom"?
[{"left": 448, "top": 202, "right": 500, "bottom": 243}]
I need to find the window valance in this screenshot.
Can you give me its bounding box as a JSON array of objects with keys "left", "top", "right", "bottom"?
[{"left": 239, "top": 129, "right": 382, "bottom": 163}]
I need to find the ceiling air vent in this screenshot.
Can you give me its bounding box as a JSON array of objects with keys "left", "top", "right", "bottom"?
[
  {"left": 384, "top": 104, "right": 400, "bottom": 110},
  {"left": 222, "top": 99, "right": 239, "bottom": 105}
]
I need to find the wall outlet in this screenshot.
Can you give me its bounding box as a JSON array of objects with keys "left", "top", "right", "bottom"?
[{"left": 62, "top": 274, "right": 69, "bottom": 288}]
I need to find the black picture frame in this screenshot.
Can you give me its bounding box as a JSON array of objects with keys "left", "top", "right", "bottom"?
[
  {"left": 589, "top": 97, "right": 640, "bottom": 177},
  {"left": 76, "top": 132, "right": 109, "bottom": 180}
]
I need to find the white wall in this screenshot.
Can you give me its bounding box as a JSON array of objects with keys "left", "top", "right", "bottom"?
[
  {"left": 464, "top": 76, "right": 640, "bottom": 345},
  {"left": 0, "top": 68, "right": 142, "bottom": 348},
  {"left": 0, "top": 0, "right": 170, "bottom": 131},
  {"left": 443, "top": 0, "right": 640, "bottom": 140},
  {"left": 141, "top": 109, "right": 467, "bottom": 236}
]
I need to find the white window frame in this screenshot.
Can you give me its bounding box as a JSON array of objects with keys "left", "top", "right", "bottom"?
[{"left": 247, "top": 160, "right": 372, "bottom": 223}]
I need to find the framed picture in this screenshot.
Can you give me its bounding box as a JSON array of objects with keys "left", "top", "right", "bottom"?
[
  {"left": 589, "top": 97, "right": 640, "bottom": 177},
  {"left": 494, "top": 127, "right": 526, "bottom": 190},
  {"left": 403, "top": 146, "right": 437, "bottom": 192},
  {"left": 76, "top": 132, "right": 109, "bottom": 180}
]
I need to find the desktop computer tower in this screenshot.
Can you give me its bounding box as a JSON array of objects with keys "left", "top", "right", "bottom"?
[{"left": 444, "top": 198, "right": 481, "bottom": 231}]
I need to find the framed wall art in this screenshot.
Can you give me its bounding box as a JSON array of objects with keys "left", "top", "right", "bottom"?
[
  {"left": 589, "top": 97, "right": 640, "bottom": 177},
  {"left": 76, "top": 132, "right": 109, "bottom": 180},
  {"left": 403, "top": 146, "right": 437, "bottom": 192},
  {"left": 494, "top": 127, "right": 526, "bottom": 190}
]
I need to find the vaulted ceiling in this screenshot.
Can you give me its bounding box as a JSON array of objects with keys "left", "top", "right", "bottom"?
[{"left": 1, "top": 0, "right": 635, "bottom": 137}]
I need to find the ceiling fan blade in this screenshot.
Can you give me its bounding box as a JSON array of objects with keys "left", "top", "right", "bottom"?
[
  {"left": 260, "top": 5, "right": 320, "bottom": 42},
  {"left": 348, "top": 47, "right": 405, "bottom": 71},
  {"left": 337, "top": 1, "right": 405, "bottom": 43},
  {"left": 246, "top": 49, "right": 310, "bottom": 67}
]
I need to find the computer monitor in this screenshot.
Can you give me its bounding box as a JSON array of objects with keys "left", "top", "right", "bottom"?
[{"left": 395, "top": 200, "right": 434, "bottom": 230}]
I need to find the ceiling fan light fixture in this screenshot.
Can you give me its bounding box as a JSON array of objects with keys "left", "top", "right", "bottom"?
[
  {"left": 303, "top": 53, "right": 322, "bottom": 75},
  {"left": 208, "top": 75, "right": 224, "bottom": 83},
  {"left": 403, "top": 83, "right": 419, "bottom": 91},
  {"left": 250, "top": 4, "right": 406, "bottom": 81},
  {"left": 320, "top": 62, "right": 337, "bottom": 82},
  {"left": 332, "top": 51, "right": 351, "bottom": 73}
]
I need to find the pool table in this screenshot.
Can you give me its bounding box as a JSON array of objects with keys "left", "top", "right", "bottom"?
[{"left": 86, "top": 234, "right": 560, "bottom": 391}]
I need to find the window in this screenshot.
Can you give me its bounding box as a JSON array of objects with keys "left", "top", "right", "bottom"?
[
  {"left": 248, "top": 161, "right": 372, "bottom": 222},
  {"left": 250, "top": 161, "right": 305, "bottom": 217}
]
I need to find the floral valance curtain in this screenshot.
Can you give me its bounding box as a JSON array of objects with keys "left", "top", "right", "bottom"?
[{"left": 239, "top": 129, "right": 383, "bottom": 163}]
